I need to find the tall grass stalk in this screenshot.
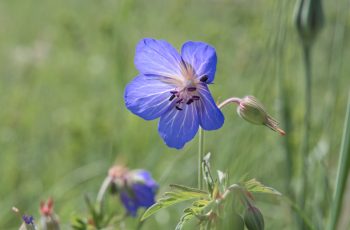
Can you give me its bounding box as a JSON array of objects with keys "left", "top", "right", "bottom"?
[{"left": 327, "top": 92, "right": 350, "bottom": 230}]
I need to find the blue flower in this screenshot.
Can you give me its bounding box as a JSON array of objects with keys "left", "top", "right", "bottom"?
[
  {"left": 22, "top": 215, "right": 34, "bottom": 225},
  {"left": 124, "top": 38, "right": 224, "bottom": 149},
  {"left": 119, "top": 170, "right": 158, "bottom": 217}
]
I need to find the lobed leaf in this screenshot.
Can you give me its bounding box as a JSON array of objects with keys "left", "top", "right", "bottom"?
[
  {"left": 244, "top": 179, "right": 282, "bottom": 196},
  {"left": 175, "top": 212, "right": 195, "bottom": 230},
  {"left": 141, "top": 184, "right": 208, "bottom": 221},
  {"left": 169, "top": 184, "right": 208, "bottom": 196}
]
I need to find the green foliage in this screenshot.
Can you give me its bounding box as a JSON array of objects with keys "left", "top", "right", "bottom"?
[
  {"left": 244, "top": 179, "right": 282, "bottom": 196},
  {"left": 327, "top": 93, "right": 350, "bottom": 230},
  {"left": 142, "top": 154, "right": 281, "bottom": 229},
  {"left": 71, "top": 195, "right": 118, "bottom": 230},
  {"left": 175, "top": 212, "right": 194, "bottom": 230},
  {"left": 141, "top": 184, "right": 208, "bottom": 221}
]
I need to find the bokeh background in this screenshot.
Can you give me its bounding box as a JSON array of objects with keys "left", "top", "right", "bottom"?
[{"left": 0, "top": 0, "right": 349, "bottom": 229}]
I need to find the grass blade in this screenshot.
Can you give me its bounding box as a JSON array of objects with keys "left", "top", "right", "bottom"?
[{"left": 327, "top": 92, "right": 350, "bottom": 230}]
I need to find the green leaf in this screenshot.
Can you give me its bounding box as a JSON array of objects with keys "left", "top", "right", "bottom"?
[
  {"left": 175, "top": 212, "right": 195, "bottom": 230},
  {"left": 244, "top": 179, "right": 282, "bottom": 196},
  {"left": 141, "top": 184, "right": 208, "bottom": 221},
  {"left": 175, "top": 199, "right": 214, "bottom": 229},
  {"left": 71, "top": 217, "right": 87, "bottom": 230},
  {"left": 169, "top": 184, "right": 208, "bottom": 196},
  {"left": 202, "top": 152, "right": 214, "bottom": 194}
]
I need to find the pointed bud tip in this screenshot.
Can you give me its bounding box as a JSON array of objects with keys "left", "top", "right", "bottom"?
[{"left": 277, "top": 128, "right": 286, "bottom": 136}]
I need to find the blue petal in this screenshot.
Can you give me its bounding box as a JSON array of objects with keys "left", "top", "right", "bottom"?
[
  {"left": 132, "top": 183, "right": 157, "bottom": 207},
  {"left": 181, "top": 41, "right": 217, "bottom": 83},
  {"left": 158, "top": 104, "right": 199, "bottom": 149},
  {"left": 124, "top": 74, "right": 174, "bottom": 120},
  {"left": 135, "top": 38, "right": 182, "bottom": 77},
  {"left": 197, "top": 84, "right": 224, "bottom": 130},
  {"left": 120, "top": 191, "right": 138, "bottom": 216},
  {"left": 133, "top": 170, "right": 159, "bottom": 191},
  {"left": 119, "top": 170, "right": 158, "bottom": 217}
]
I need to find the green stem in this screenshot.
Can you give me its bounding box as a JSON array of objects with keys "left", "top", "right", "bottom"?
[
  {"left": 298, "top": 43, "right": 312, "bottom": 230},
  {"left": 198, "top": 127, "right": 204, "bottom": 190},
  {"left": 327, "top": 92, "right": 350, "bottom": 230},
  {"left": 217, "top": 97, "right": 241, "bottom": 109},
  {"left": 198, "top": 128, "right": 205, "bottom": 230}
]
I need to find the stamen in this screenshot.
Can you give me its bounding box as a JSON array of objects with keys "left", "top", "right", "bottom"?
[
  {"left": 170, "top": 90, "right": 178, "bottom": 94},
  {"left": 187, "top": 87, "right": 196, "bottom": 92},
  {"left": 200, "top": 75, "right": 208, "bottom": 82},
  {"left": 169, "top": 94, "right": 176, "bottom": 101},
  {"left": 192, "top": 95, "right": 200, "bottom": 100},
  {"left": 186, "top": 99, "right": 194, "bottom": 105},
  {"left": 175, "top": 106, "right": 183, "bottom": 111}
]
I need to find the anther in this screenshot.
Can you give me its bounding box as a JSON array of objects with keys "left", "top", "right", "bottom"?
[
  {"left": 175, "top": 106, "right": 183, "bottom": 111},
  {"left": 192, "top": 95, "right": 200, "bottom": 100},
  {"left": 169, "top": 94, "right": 176, "bottom": 101},
  {"left": 200, "top": 75, "right": 208, "bottom": 82},
  {"left": 170, "top": 90, "right": 178, "bottom": 94},
  {"left": 187, "top": 87, "right": 196, "bottom": 92},
  {"left": 186, "top": 99, "right": 194, "bottom": 105}
]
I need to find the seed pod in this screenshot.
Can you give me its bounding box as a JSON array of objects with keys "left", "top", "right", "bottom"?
[{"left": 244, "top": 206, "right": 265, "bottom": 230}]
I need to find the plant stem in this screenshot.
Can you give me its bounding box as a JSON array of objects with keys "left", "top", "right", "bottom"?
[
  {"left": 298, "top": 43, "right": 312, "bottom": 230},
  {"left": 198, "top": 127, "right": 204, "bottom": 190},
  {"left": 198, "top": 128, "right": 205, "bottom": 230},
  {"left": 217, "top": 97, "right": 241, "bottom": 109},
  {"left": 327, "top": 92, "right": 350, "bottom": 230}
]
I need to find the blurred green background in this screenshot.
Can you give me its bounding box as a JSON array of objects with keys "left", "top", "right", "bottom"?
[{"left": 0, "top": 0, "right": 349, "bottom": 229}]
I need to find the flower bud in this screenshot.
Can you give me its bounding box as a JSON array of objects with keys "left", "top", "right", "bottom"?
[
  {"left": 40, "top": 198, "right": 60, "bottom": 230},
  {"left": 237, "top": 96, "right": 285, "bottom": 135},
  {"left": 243, "top": 206, "right": 265, "bottom": 230},
  {"left": 294, "top": 0, "right": 324, "bottom": 46}
]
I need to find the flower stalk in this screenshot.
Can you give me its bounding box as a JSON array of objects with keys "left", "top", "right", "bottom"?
[
  {"left": 217, "top": 97, "right": 241, "bottom": 109},
  {"left": 293, "top": 0, "right": 324, "bottom": 228},
  {"left": 198, "top": 127, "right": 205, "bottom": 190},
  {"left": 298, "top": 42, "right": 312, "bottom": 230}
]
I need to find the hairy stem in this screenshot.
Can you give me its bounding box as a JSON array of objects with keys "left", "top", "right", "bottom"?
[{"left": 217, "top": 97, "right": 241, "bottom": 109}]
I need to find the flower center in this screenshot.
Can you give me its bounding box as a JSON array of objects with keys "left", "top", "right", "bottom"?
[{"left": 168, "top": 75, "right": 208, "bottom": 111}]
